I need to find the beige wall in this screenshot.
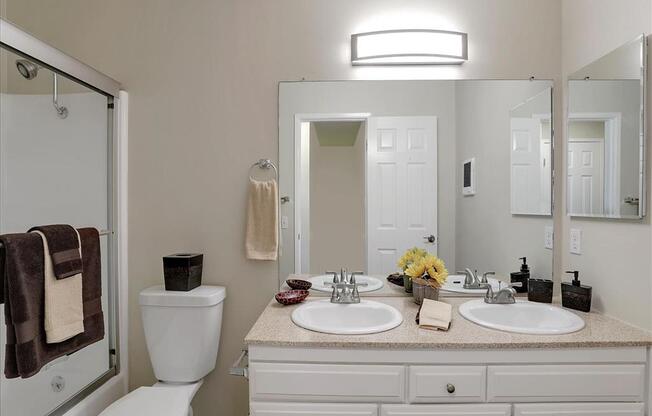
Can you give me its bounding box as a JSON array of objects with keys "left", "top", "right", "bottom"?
[
  {"left": 561, "top": 0, "right": 652, "bottom": 330},
  {"left": 2, "top": 1, "right": 563, "bottom": 415},
  {"left": 309, "top": 123, "right": 365, "bottom": 273}
]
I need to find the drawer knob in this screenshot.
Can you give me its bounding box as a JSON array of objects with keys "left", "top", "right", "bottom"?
[{"left": 446, "top": 383, "right": 455, "bottom": 394}]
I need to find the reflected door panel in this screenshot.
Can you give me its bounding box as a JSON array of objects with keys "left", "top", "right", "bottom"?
[
  {"left": 511, "top": 117, "right": 543, "bottom": 214},
  {"left": 367, "top": 116, "right": 437, "bottom": 275},
  {"left": 568, "top": 140, "right": 605, "bottom": 215}
]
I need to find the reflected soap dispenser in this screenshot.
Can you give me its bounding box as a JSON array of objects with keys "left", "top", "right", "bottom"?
[
  {"left": 561, "top": 270, "right": 592, "bottom": 312},
  {"left": 510, "top": 257, "right": 530, "bottom": 293}
]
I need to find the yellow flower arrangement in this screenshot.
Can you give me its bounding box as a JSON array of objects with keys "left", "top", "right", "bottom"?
[
  {"left": 404, "top": 253, "right": 448, "bottom": 288},
  {"left": 397, "top": 247, "right": 427, "bottom": 273}
]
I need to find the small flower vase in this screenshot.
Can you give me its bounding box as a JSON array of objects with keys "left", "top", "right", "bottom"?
[
  {"left": 402, "top": 274, "right": 413, "bottom": 293},
  {"left": 412, "top": 277, "right": 440, "bottom": 305}
]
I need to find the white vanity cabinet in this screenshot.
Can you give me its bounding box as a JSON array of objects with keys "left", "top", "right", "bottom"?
[{"left": 246, "top": 346, "right": 650, "bottom": 415}]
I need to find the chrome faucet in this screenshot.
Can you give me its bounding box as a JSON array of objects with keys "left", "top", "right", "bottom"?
[
  {"left": 458, "top": 268, "right": 491, "bottom": 290},
  {"left": 325, "top": 269, "right": 366, "bottom": 304},
  {"left": 484, "top": 281, "right": 522, "bottom": 304}
]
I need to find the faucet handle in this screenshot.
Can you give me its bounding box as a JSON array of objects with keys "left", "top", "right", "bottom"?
[
  {"left": 325, "top": 271, "right": 339, "bottom": 283},
  {"left": 350, "top": 271, "right": 364, "bottom": 284},
  {"left": 484, "top": 284, "right": 495, "bottom": 301},
  {"left": 481, "top": 271, "right": 495, "bottom": 284}
]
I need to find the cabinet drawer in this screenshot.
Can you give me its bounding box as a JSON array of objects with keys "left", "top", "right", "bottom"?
[
  {"left": 409, "top": 366, "right": 486, "bottom": 403},
  {"left": 487, "top": 364, "right": 645, "bottom": 402},
  {"left": 381, "top": 404, "right": 511, "bottom": 416},
  {"left": 250, "top": 402, "right": 378, "bottom": 416},
  {"left": 250, "top": 363, "right": 405, "bottom": 402},
  {"left": 514, "top": 403, "right": 645, "bottom": 416}
]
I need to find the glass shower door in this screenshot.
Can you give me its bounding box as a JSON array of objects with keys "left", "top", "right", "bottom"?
[{"left": 0, "top": 46, "right": 114, "bottom": 416}]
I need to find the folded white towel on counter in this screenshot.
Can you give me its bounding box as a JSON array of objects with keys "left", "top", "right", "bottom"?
[
  {"left": 245, "top": 178, "right": 279, "bottom": 261},
  {"left": 417, "top": 299, "right": 452, "bottom": 331},
  {"left": 33, "top": 230, "right": 84, "bottom": 343}
]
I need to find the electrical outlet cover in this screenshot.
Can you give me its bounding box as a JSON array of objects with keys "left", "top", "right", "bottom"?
[
  {"left": 570, "top": 228, "right": 582, "bottom": 255},
  {"left": 544, "top": 226, "right": 554, "bottom": 250}
]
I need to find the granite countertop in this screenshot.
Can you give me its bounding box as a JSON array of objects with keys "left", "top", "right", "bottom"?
[{"left": 244, "top": 296, "right": 652, "bottom": 349}]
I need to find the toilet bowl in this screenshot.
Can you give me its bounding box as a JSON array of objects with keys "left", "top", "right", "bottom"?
[{"left": 100, "top": 285, "right": 226, "bottom": 416}]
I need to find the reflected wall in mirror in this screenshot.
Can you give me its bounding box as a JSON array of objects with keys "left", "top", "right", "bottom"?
[
  {"left": 567, "top": 35, "right": 646, "bottom": 219},
  {"left": 279, "top": 80, "right": 554, "bottom": 291}
]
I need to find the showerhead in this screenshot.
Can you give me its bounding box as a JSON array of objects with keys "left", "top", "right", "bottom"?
[{"left": 15, "top": 59, "right": 39, "bottom": 80}]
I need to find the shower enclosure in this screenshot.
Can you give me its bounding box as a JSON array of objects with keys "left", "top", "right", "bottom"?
[{"left": 0, "top": 19, "right": 126, "bottom": 415}]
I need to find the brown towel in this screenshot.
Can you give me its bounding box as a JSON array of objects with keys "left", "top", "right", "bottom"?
[
  {"left": 28, "top": 225, "right": 82, "bottom": 279},
  {"left": 245, "top": 178, "right": 279, "bottom": 260},
  {"left": 2, "top": 228, "right": 104, "bottom": 379}
]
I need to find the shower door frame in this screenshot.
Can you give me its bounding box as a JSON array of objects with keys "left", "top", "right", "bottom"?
[{"left": 0, "top": 18, "right": 127, "bottom": 416}]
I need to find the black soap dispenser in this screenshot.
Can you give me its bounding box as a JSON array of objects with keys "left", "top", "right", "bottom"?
[
  {"left": 561, "top": 270, "right": 592, "bottom": 312},
  {"left": 510, "top": 257, "right": 530, "bottom": 293}
]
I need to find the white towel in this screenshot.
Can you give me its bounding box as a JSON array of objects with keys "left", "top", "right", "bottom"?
[
  {"left": 246, "top": 178, "right": 279, "bottom": 261},
  {"left": 418, "top": 299, "right": 452, "bottom": 331},
  {"left": 33, "top": 230, "right": 84, "bottom": 343}
]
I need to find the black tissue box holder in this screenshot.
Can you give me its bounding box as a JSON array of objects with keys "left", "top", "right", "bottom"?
[
  {"left": 163, "top": 253, "right": 203, "bottom": 291},
  {"left": 528, "top": 278, "right": 553, "bottom": 303}
]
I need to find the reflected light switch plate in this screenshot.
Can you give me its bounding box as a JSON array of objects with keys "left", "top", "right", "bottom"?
[
  {"left": 281, "top": 216, "right": 289, "bottom": 229},
  {"left": 570, "top": 228, "right": 582, "bottom": 255},
  {"left": 544, "top": 226, "right": 553, "bottom": 250}
]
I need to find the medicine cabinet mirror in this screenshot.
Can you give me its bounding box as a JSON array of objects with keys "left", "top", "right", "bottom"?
[{"left": 567, "top": 35, "right": 647, "bottom": 219}]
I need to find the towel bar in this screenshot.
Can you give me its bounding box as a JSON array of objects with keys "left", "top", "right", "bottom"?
[{"left": 0, "top": 228, "right": 112, "bottom": 249}]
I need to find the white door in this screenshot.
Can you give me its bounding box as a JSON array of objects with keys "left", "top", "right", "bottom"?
[
  {"left": 367, "top": 116, "right": 437, "bottom": 275},
  {"left": 568, "top": 140, "right": 604, "bottom": 215},
  {"left": 510, "top": 117, "right": 542, "bottom": 214}
]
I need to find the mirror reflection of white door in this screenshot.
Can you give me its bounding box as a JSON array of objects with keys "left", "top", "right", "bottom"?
[
  {"left": 366, "top": 116, "right": 437, "bottom": 275},
  {"left": 510, "top": 117, "right": 543, "bottom": 214},
  {"left": 568, "top": 139, "right": 605, "bottom": 215}
]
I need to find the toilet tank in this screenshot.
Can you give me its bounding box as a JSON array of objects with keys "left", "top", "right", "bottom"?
[{"left": 140, "top": 285, "right": 226, "bottom": 382}]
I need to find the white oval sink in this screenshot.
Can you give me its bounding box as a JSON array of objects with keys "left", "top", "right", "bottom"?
[
  {"left": 291, "top": 300, "right": 403, "bottom": 335},
  {"left": 308, "top": 274, "right": 384, "bottom": 293},
  {"left": 440, "top": 274, "right": 501, "bottom": 295},
  {"left": 458, "top": 299, "right": 585, "bottom": 335}
]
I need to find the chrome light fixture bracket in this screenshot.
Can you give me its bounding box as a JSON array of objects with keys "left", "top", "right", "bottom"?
[{"left": 351, "top": 29, "right": 468, "bottom": 66}]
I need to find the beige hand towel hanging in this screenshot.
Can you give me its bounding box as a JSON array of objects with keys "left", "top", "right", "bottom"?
[
  {"left": 33, "top": 230, "right": 84, "bottom": 343},
  {"left": 246, "top": 178, "right": 279, "bottom": 260}
]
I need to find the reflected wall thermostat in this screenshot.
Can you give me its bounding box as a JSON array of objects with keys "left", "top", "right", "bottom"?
[{"left": 463, "top": 157, "right": 476, "bottom": 196}]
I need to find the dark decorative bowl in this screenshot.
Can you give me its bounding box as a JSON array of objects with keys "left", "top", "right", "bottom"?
[
  {"left": 387, "top": 273, "right": 404, "bottom": 287},
  {"left": 275, "top": 290, "right": 309, "bottom": 305},
  {"left": 286, "top": 279, "right": 312, "bottom": 290}
]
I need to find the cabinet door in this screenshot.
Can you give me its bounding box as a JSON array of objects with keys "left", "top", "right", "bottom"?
[
  {"left": 487, "top": 364, "right": 645, "bottom": 402},
  {"left": 381, "top": 404, "right": 511, "bottom": 416},
  {"left": 250, "top": 402, "right": 378, "bottom": 416},
  {"left": 514, "top": 403, "right": 644, "bottom": 416},
  {"left": 409, "top": 366, "right": 486, "bottom": 403},
  {"left": 249, "top": 363, "right": 405, "bottom": 402}
]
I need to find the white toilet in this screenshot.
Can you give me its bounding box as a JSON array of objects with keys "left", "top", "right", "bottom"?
[{"left": 100, "top": 285, "right": 226, "bottom": 416}]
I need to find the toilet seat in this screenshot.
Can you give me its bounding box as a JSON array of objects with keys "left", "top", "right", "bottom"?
[{"left": 100, "top": 381, "right": 202, "bottom": 416}]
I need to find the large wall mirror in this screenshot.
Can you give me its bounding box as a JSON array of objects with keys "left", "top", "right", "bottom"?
[
  {"left": 567, "top": 35, "right": 647, "bottom": 219},
  {"left": 278, "top": 80, "right": 554, "bottom": 292}
]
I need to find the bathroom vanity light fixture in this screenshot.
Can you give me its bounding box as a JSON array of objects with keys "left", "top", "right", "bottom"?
[{"left": 351, "top": 29, "right": 468, "bottom": 65}]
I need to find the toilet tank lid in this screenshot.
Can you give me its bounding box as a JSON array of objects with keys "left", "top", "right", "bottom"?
[{"left": 140, "top": 285, "right": 226, "bottom": 307}]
